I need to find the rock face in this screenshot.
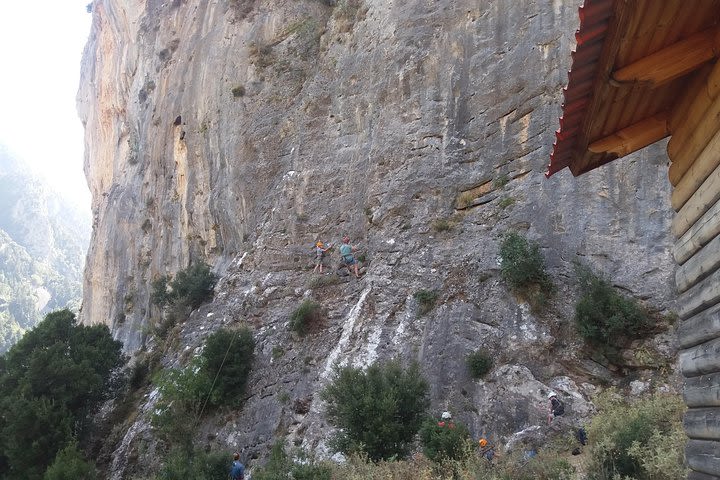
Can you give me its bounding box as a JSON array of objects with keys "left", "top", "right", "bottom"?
[{"left": 78, "top": 0, "right": 679, "bottom": 474}]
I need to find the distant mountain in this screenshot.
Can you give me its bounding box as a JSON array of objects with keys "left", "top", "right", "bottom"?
[{"left": 0, "top": 146, "right": 90, "bottom": 352}]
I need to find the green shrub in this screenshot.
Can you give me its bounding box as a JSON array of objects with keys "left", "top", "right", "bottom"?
[
  {"left": 289, "top": 300, "right": 321, "bottom": 336},
  {"left": 419, "top": 417, "right": 471, "bottom": 462},
  {"left": 43, "top": 442, "right": 96, "bottom": 480},
  {"left": 587, "top": 391, "right": 687, "bottom": 480},
  {"left": 431, "top": 218, "right": 452, "bottom": 232},
  {"left": 466, "top": 350, "right": 493, "bottom": 378},
  {"left": 231, "top": 85, "right": 245, "bottom": 97},
  {"left": 158, "top": 446, "right": 229, "bottom": 480},
  {"left": 413, "top": 289, "right": 438, "bottom": 316},
  {"left": 574, "top": 265, "right": 651, "bottom": 348},
  {"left": 201, "top": 327, "right": 255, "bottom": 407},
  {"left": 493, "top": 174, "right": 509, "bottom": 188},
  {"left": 253, "top": 441, "right": 332, "bottom": 480},
  {"left": 498, "top": 197, "right": 515, "bottom": 209},
  {"left": 151, "top": 356, "right": 212, "bottom": 446},
  {"left": 499, "top": 231, "right": 553, "bottom": 310},
  {"left": 321, "top": 359, "right": 429, "bottom": 461},
  {"left": 151, "top": 262, "right": 217, "bottom": 310}
]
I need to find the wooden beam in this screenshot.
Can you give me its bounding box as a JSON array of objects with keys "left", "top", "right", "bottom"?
[
  {"left": 681, "top": 337, "right": 720, "bottom": 377},
  {"left": 687, "top": 439, "right": 720, "bottom": 476},
  {"left": 678, "top": 302, "right": 720, "bottom": 350},
  {"left": 685, "top": 372, "right": 720, "bottom": 408},
  {"left": 676, "top": 235, "right": 720, "bottom": 293},
  {"left": 669, "top": 91, "right": 720, "bottom": 187},
  {"left": 674, "top": 198, "right": 720, "bottom": 264},
  {"left": 614, "top": 28, "right": 719, "bottom": 87},
  {"left": 678, "top": 268, "right": 720, "bottom": 320},
  {"left": 588, "top": 112, "right": 669, "bottom": 157},
  {"left": 672, "top": 163, "right": 720, "bottom": 241},
  {"left": 671, "top": 127, "right": 720, "bottom": 211},
  {"left": 689, "top": 471, "right": 720, "bottom": 480},
  {"left": 686, "top": 408, "right": 720, "bottom": 440}
]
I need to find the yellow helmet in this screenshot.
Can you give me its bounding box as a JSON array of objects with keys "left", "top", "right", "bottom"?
[
  {"left": 316, "top": 241, "right": 323, "bottom": 247},
  {"left": 479, "top": 438, "right": 488, "bottom": 447}
]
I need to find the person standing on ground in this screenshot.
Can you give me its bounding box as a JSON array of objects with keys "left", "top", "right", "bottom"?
[
  {"left": 339, "top": 235, "right": 360, "bottom": 278},
  {"left": 230, "top": 452, "right": 245, "bottom": 480}
]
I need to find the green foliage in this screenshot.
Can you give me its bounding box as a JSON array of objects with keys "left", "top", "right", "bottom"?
[
  {"left": 419, "top": 417, "right": 471, "bottom": 462},
  {"left": 0, "top": 309, "right": 122, "bottom": 479},
  {"left": 253, "top": 441, "right": 332, "bottom": 480},
  {"left": 43, "top": 442, "right": 96, "bottom": 480},
  {"left": 321, "top": 359, "right": 430, "bottom": 461},
  {"left": 431, "top": 218, "right": 452, "bottom": 232},
  {"left": 152, "top": 327, "right": 255, "bottom": 446},
  {"left": 466, "top": 349, "right": 493, "bottom": 378},
  {"left": 493, "top": 174, "right": 509, "bottom": 188},
  {"left": 574, "top": 265, "right": 651, "bottom": 348},
  {"left": 157, "top": 446, "right": 228, "bottom": 480},
  {"left": 498, "top": 196, "right": 515, "bottom": 209},
  {"left": 289, "top": 299, "right": 321, "bottom": 336},
  {"left": 587, "top": 391, "right": 687, "bottom": 480},
  {"left": 414, "top": 289, "right": 438, "bottom": 316},
  {"left": 151, "top": 262, "right": 217, "bottom": 310},
  {"left": 201, "top": 327, "right": 255, "bottom": 407},
  {"left": 151, "top": 356, "right": 213, "bottom": 446},
  {"left": 231, "top": 85, "right": 246, "bottom": 97},
  {"left": 499, "top": 231, "right": 553, "bottom": 310}
]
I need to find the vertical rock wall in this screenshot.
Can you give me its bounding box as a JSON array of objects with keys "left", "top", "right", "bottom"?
[{"left": 79, "top": 0, "right": 680, "bottom": 470}]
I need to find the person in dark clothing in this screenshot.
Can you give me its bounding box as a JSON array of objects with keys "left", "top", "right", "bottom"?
[{"left": 230, "top": 452, "right": 245, "bottom": 480}]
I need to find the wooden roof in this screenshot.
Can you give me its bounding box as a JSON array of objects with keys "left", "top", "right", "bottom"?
[{"left": 547, "top": 0, "right": 720, "bottom": 177}]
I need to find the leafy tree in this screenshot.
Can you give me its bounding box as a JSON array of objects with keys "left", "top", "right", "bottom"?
[
  {"left": 253, "top": 441, "right": 331, "bottom": 480},
  {"left": 201, "top": 327, "right": 255, "bottom": 406},
  {"left": 321, "top": 359, "right": 429, "bottom": 461},
  {"left": 43, "top": 442, "right": 97, "bottom": 480},
  {"left": 157, "top": 446, "right": 228, "bottom": 480},
  {"left": 152, "top": 262, "right": 216, "bottom": 310},
  {"left": 0, "top": 309, "right": 122, "bottom": 479},
  {"left": 419, "top": 417, "right": 471, "bottom": 462}
]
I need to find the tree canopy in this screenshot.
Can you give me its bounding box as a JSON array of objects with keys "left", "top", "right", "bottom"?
[{"left": 0, "top": 309, "right": 123, "bottom": 480}]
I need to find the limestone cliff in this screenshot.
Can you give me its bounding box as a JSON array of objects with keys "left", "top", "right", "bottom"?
[{"left": 78, "top": 0, "right": 679, "bottom": 475}]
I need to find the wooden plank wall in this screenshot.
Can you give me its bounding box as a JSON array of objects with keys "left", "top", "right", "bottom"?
[{"left": 670, "top": 60, "right": 720, "bottom": 479}]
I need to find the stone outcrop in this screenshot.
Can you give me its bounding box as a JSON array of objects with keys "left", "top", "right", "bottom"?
[{"left": 78, "top": 0, "right": 680, "bottom": 475}]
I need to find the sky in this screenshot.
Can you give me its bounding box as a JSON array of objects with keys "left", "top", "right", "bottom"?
[{"left": 0, "top": 1, "right": 92, "bottom": 208}]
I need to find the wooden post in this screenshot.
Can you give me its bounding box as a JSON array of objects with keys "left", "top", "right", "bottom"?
[
  {"left": 674, "top": 203, "right": 720, "bottom": 264},
  {"left": 672, "top": 162, "right": 720, "bottom": 239},
  {"left": 685, "top": 408, "right": 720, "bottom": 440},
  {"left": 686, "top": 439, "right": 720, "bottom": 476},
  {"left": 678, "top": 303, "right": 720, "bottom": 349},
  {"left": 684, "top": 372, "right": 720, "bottom": 408},
  {"left": 676, "top": 235, "right": 720, "bottom": 293},
  {"left": 680, "top": 337, "right": 720, "bottom": 377}
]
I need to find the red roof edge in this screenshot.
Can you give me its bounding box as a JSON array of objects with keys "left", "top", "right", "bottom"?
[{"left": 546, "top": 0, "right": 613, "bottom": 178}]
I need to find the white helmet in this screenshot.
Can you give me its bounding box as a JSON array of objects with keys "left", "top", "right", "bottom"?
[
  {"left": 441, "top": 411, "right": 452, "bottom": 420},
  {"left": 548, "top": 391, "right": 557, "bottom": 399}
]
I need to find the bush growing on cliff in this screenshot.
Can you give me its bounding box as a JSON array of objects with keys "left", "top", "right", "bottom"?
[
  {"left": 252, "top": 441, "right": 332, "bottom": 480},
  {"left": 43, "top": 442, "right": 97, "bottom": 480},
  {"left": 201, "top": 327, "right": 255, "bottom": 407},
  {"left": 499, "top": 231, "right": 553, "bottom": 310},
  {"left": 587, "top": 391, "right": 687, "bottom": 480},
  {"left": 466, "top": 349, "right": 493, "bottom": 378},
  {"left": 151, "top": 262, "right": 217, "bottom": 310},
  {"left": 574, "top": 265, "right": 651, "bottom": 348},
  {"left": 413, "top": 289, "right": 438, "bottom": 316},
  {"left": 289, "top": 299, "right": 321, "bottom": 336},
  {"left": 419, "top": 417, "right": 471, "bottom": 462},
  {"left": 321, "top": 359, "right": 429, "bottom": 461}
]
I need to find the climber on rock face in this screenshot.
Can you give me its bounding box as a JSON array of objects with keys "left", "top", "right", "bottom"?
[
  {"left": 339, "top": 235, "right": 360, "bottom": 278},
  {"left": 229, "top": 452, "right": 245, "bottom": 480},
  {"left": 547, "top": 391, "right": 565, "bottom": 425},
  {"left": 313, "top": 241, "right": 331, "bottom": 274}
]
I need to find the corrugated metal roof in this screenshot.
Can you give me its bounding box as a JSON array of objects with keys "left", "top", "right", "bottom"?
[{"left": 546, "top": 0, "right": 614, "bottom": 177}]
